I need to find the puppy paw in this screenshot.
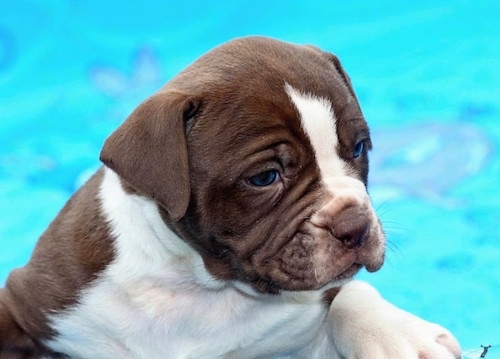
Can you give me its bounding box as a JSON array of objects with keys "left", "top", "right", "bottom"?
[{"left": 328, "top": 281, "right": 461, "bottom": 359}]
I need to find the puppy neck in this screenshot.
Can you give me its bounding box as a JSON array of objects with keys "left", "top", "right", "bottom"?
[{"left": 99, "top": 166, "right": 226, "bottom": 291}]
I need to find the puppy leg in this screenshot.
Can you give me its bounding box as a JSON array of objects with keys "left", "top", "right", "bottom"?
[
  {"left": 328, "top": 281, "right": 461, "bottom": 359},
  {"left": 0, "top": 295, "right": 38, "bottom": 359}
]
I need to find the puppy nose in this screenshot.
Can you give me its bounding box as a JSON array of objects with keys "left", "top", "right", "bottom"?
[{"left": 331, "top": 207, "right": 369, "bottom": 249}]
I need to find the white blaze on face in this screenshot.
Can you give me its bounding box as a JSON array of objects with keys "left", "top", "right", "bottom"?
[
  {"left": 285, "top": 83, "right": 349, "bottom": 181},
  {"left": 285, "top": 82, "right": 370, "bottom": 219},
  {"left": 285, "top": 83, "right": 386, "bottom": 278}
]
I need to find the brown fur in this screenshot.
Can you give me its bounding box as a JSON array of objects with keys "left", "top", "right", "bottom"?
[{"left": 0, "top": 170, "right": 114, "bottom": 356}]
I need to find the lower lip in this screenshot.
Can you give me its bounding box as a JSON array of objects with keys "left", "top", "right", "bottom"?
[{"left": 338, "top": 263, "right": 363, "bottom": 279}]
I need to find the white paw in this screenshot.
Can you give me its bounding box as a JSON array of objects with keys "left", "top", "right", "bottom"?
[{"left": 329, "top": 281, "right": 461, "bottom": 359}]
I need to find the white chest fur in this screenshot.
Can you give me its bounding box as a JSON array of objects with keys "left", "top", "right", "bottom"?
[{"left": 44, "top": 168, "right": 333, "bottom": 359}]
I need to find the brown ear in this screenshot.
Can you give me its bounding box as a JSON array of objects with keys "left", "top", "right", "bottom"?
[
  {"left": 0, "top": 298, "right": 37, "bottom": 358},
  {"left": 305, "top": 45, "right": 358, "bottom": 100},
  {"left": 325, "top": 52, "right": 358, "bottom": 100},
  {"left": 100, "top": 91, "right": 201, "bottom": 221}
]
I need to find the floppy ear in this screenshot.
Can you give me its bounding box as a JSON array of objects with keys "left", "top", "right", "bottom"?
[
  {"left": 0, "top": 298, "right": 37, "bottom": 358},
  {"left": 100, "top": 91, "right": 201, "bottom": 221},
  {"left": 325, "top": 52, "right": 358, "bottom": 100},
  {"left": 305, "top": 45, "right": 358, "bottom": 100}
]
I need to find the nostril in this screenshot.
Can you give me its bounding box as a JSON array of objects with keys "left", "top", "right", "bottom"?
[
  {"left": 312, "top": 206, "right": 372, "bottom": 249},
  {"left": 330, "top": 209, "right": 370, "bottom": 248},
  {"left": 336, "top": 222, "right": 369, "bottom": 248}
]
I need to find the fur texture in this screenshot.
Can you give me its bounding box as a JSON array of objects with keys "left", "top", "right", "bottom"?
[{"left": 0, "top": 36, "right": 461, "bottom": 358}]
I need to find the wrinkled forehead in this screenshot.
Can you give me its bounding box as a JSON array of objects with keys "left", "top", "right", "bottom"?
[
  {"left": 194, "top": 74, "right": 364, "bottom": 145},
  {"left": 187, "top": 77, "right": 368, "bottom": 181},
  {"left": 182, "top": 39, "right": 369, "bottom": 175},
  {"left": 202, "top": 66, "right": 352, "bottom": 124}
]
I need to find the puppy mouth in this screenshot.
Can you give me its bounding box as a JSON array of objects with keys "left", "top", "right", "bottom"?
[
  {"left": 202, "top": 206, "right": 385, "bottom": 294},
  {"left": 244, "top": 223, "right": 385, "bottom": 294},
  {"left": 335, "top": 262, "right": 364, "bottom": 281},
  {"left": 247, "top": 246, "right": 374, "bottom": 294},
  {"left": 247, "top": 261, "right": 364, "bottom": 294}
]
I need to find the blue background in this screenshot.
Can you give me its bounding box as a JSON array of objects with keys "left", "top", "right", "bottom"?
[{"left": 1, "top": 0, "right": 499, "bottom": 352}]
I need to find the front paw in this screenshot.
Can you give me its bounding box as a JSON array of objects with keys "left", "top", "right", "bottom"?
[{"left": 328, "top": 281, "right": 461, "bottom": 359}]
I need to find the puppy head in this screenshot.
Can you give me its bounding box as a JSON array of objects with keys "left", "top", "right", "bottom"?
[{"left": 101, "top": 36, "right": 385, "bottom": 294}]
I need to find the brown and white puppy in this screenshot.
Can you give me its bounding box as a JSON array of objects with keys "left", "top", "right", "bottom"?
[{"left": 0, "top": 36, "right": 460, "bottom": 358}]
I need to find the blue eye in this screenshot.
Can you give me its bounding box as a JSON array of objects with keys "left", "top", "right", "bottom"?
[
  {"left": 248, "top": 170, "right": 280, "bottom": 187},
  {"left": 353, "top": 141, "right": 364, "bottom": 158}
]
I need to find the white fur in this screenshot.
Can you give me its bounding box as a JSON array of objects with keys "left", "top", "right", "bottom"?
[
  {"left": 329, "top": 281, "right": 461, "bottom": 358},
  {"left": 45, "top": 168, "right": 335, "bottom": 358},
  {"left": 285, "top": 84, "right": 369, "bottom": 203},
  {"left": 285, "top": 83, "right": 347, "bottom": 180},
  {"left": 286, "top": 84, "right": 386, "bottom": 268}
]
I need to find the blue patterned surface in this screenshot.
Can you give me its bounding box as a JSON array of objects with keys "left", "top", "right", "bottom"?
[{"left": 1, "top": 0, "right": 499, "bottom": 350}]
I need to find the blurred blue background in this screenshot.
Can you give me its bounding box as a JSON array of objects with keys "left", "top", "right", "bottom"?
[{"left": 1, "top": 0, "right": 499, "bottom": 351}]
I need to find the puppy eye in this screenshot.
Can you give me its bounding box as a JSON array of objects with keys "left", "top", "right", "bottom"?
[
  {"left": 353, "top": 140, "right": 364, "bottom": 158},
  {"left": 248, "top": 170, "right": 280, "bottom": 187}
]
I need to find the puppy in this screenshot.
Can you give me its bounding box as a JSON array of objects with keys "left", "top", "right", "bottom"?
[{"left": 0, "top": 36, "right": 461, "bottom": 358}]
